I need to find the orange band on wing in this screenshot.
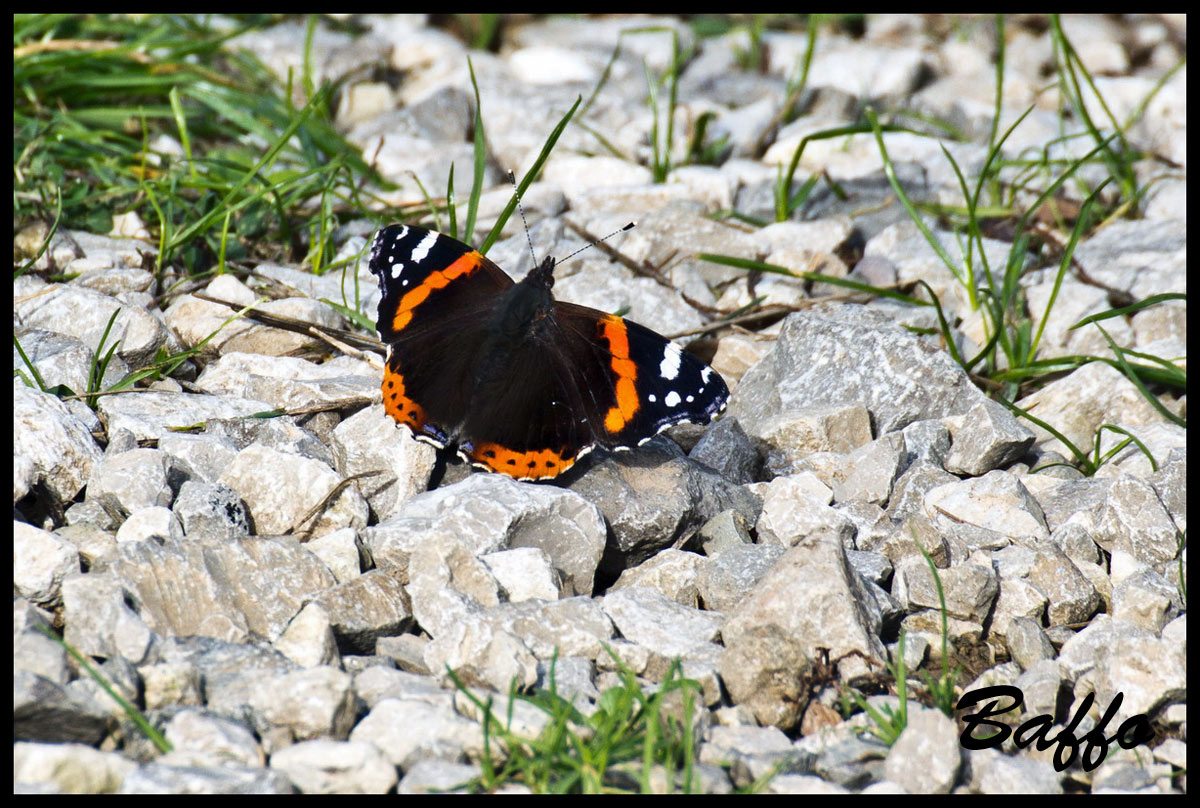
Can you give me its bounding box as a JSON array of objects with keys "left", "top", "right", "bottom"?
[
  {"left": 382, "top": 363, "right": 427, "bottom": 432},
  {"left": 391, "top": 251, "right": 483, "bottom": 332},
  {"left": 468, "top": 442, "right": 576, "bottom": 480},
  {"left": 598, "top": 315, "right": 640, "bottom": 434}
]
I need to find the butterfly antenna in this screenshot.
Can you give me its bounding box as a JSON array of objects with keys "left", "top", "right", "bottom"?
[
  {"left": 508, "top": 171, "right": 540, "bottom": 271},
  {"left": 558, "top": 221, "right": 636, "bottom": 265}
]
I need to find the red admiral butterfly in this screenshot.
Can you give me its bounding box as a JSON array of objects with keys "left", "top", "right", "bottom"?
[{"left": 368, "top": 224, "right": 729, "bottom": 481}]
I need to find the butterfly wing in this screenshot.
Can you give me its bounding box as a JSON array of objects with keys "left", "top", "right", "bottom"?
[
  {"left": 555, "top": 303, "right": 730, "bottom": 447},
  {"left": 369, "top": 225, "right": 513, "bottom": 447}
]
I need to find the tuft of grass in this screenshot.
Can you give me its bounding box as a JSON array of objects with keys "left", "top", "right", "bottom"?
[
  {"left": 14, "top": 15, "right": 374, "bottom": 281},
  {"left": 84, "top": 311, "right": 122, "bottom": 408},
  {"left": 449, "top": 14, "right": 502, "bottom": 52},
  {"left": 1048, "top": 16, "right": 1139, "bottom": 207},
  {"left": 848, "top": 628, "right": 911, "bottom": 747},
  {"left": 685, "top": 111, "right": 730, "bottom": 167},
  {"left": 732, "top": 15, "right": 767, "bottom": 73},
  {"left": 847, "top": 539, "right": 961, "bottom": 745},
  {"left": 915, "top": 539, "right": 961, "bottom": 717},
  {"left": 582, "top": 25, "right": 734, "bottom": 178},
  {"left": 15, "top": 294, "right": 267, "bottom": 411},
  {"left": 634, "top": 27, "right": 688, "bottom": 183},
  {"left": 458, "top": 55, "right": 490, "bottom": 246},
  {"left": 773, "top": 120, "right": 930, "bottom": 223},
  {"left": 448, "top": 649, "right": 715, "bottom": 794}
]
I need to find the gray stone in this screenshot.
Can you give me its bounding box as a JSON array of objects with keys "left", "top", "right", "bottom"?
[
  {"left": 269, "top": 739, "right": 396, "bottom": 794},
  {"left": 13, "top": 600, "right": 69, "bottom": 683},
  {"left": 892, "top": 555, "right": 998, "bottom": 623},
  {"left": 694, "top": 509, "right": 753, "bottom": 558},
  {"left": 688, "top": 416, "right": 762, "bottom": 484},
  {"left": 14, "top": 385, "right": 103, "bottom": 505},
  {"left": 610, "top": 548, "right": 703, "bottom": 607},
  {"left": 310, "top": 569, "right": 412, "bottom": 654},
  {"left": 965, "top": 748, "right": 1062, "bottom": 794},
  {"left": 14, "top": 742, "right": 134, "bottom": 794},
  {"left": 246, "top": 666, "right": 356, "bottom": 751},
  {"left": 883, "top": 707, "right": 961, "bottom": 793},
  {"left": 758, "top": 405, "right": 873, "bottom": 478},
  {"left": 1006, "top": 617, "right": 1056, "bottom": 671},
  {"left": 1025, "top": 539, "right": 1102, "bottom": 626},
  {"left": 61, "top": 572, "right": 155, "bottom": 664},
  {"left": 729, "top": 305, "right": 989, "bottom": 441},
  {"left": 1013, "top": 659, "right": 1065, "bottom": 719},
  {"left": 141, "top": 662, "right": 204, "bottom": 710},
  {"left": 13, "top": 670, "right": 112, "bottom": 745},
  {"left": 368, "top": 473, "right": 605, "bottom": 596},
  {"left": 755, "top": 473, "right": 855, "bottom": 548},
  {"left": 219, "top": 444, "right": 369, "bottom": 537},
  {"left": 15, "top": 281, "right": 167, "bottom": 368},
  {"left": 350, "top": 697, "right": 482, "bottom": 770},
  {"left": 833, "top": 433, "right": 906, "bottom": 505},
  {"left": 304, "top": 527, "right": 363, "bottom": 584},
  {"left": 1093, "top": 474, "right": 1182, "bottom": 567},
  {"left": 272, "top": 603, "right": 341, "bottom": 668},
  {"left": 162, "top": 709, "right": 263, "bottom": 768},
  {"left": 601, "top": 586, "right": 722, "bottom": 659},
  {"left": 481, "top": 547, "right": 563, "bottom": 602},
  {"left": 330, "top": 404, "right": 436, "bottom": 520},
  {"left": 90, "top": 536, "right": 336, "bottom": 644},
  {"left": 696, "top": 543, "right": 786, "bottom": 612},
  {"left": 943, "top": 397, "right": 1035, "bottom": 476},
  {"left": 99, "top": 391, "right": 275, "bottom": 444},
  {"left": 568, "top": 437, "right": 758, "bottom": 573},
  {"left": 172, "top": 481, "right": 250, "bottom": 540},
  {"left": 398, "top": 759, "right": 480, "bottom": 794},
  {"left": 86, "top": 448, "right": 180, "bottom": 516},
  {"left": 924, "top": 470, "right": 1049, "bottom": 542},
  {"left": 118, "top": 762, "right": 293, "bottom": 794},
  {"left": 115, "top": 506, "right": 185, "bottom": 544},
  {"left": 718, "top": 623, "right": 810, "bottom": 730},
  {"left": 722, "top": 531, "right": 886, "bottom": 680},
  {"left": 13, "top": 522, "right": 79, "bottom": 607},
  {"left": 157, "top": 432, "right": 241, "bottom": 485}
]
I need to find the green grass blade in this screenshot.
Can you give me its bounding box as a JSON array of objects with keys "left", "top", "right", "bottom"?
[
  {"left": 1027, "top": 179, "right": 1111, "bottom": 362},
  {"left": 463, "top": 56, "right": 488, "bottom": 246},
  {"left": 1068, "top": 293, "right": 1187, "bottom": 330},
  {"left": 37, "top": 625, "right": 172, "bottom": 754}
]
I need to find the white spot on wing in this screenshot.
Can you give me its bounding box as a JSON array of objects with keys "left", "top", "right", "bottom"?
[
  {"left": 411, "top": 230, "right": 439, "bottom": 263},
  {"left": 660, "top": 343, "right": 682, "bottom": 380},
  {"left": 664, "top": 391, "right": 681, "bottom": 407}
]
